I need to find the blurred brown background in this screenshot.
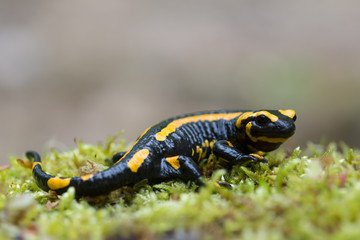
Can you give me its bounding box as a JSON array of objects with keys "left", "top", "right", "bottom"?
[{"left": 1, "top": 1, "right": 360, "bottom": 164}]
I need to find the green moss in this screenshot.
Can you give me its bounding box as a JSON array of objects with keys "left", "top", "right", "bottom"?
[{"left": 1, "top": 135, "right": 360, "bottom": 239}]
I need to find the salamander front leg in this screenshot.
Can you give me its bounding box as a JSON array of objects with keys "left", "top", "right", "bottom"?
[
  {"left": 175, "top": 156, "right": 232, "bottom": 189},
  {"left": 212, "top": 140, "right": 267, "bottom": 166},
  {"left": 178, "top": 156, "right": 204, "bottom": 186}
]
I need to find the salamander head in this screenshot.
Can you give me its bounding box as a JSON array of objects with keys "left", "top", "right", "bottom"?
[{"left": 235, "top": 109, "right": 296, "bottom": 152}]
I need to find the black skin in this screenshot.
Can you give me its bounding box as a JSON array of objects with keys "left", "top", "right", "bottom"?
[{"left": 27, "top": 110, "right": 296, "bottom": 196}]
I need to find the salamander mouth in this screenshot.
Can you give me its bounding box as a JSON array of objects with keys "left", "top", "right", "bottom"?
[
  {"left": 247, "top": 138, "right": 287, "bottom": 152},
  {"left": 264, "top": 127, "right": 296, "bottom": 139}
]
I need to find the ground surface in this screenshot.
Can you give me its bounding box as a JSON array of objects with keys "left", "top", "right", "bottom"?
[{"left": 1, "top": 136, "right": 360, "bottom": 240}]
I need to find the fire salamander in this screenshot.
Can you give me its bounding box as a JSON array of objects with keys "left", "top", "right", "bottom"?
[{"left": 26, "top": 109, "right": 296, "bottom": 196}]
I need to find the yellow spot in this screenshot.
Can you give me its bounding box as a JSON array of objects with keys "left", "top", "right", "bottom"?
[
  {"left": 279, "top": 109, "right": 296, "bottom": 119},
  {"left": 202, "top": 149, "right": 208, "bottom": 159},
  {"left": 192, "top": 149, "right": 195, "bottom": 156},
  {"left": 209, "top": 140, "right": 215, "bottom": 149},
  {"left": 225, "top": 141, "right": 234, "bottom": 147},
  {"left": 80, "top": 174, "right": 94, "bottom": 181},
  {"left": 246, "top": 122, "right": 288, "bottom": 144},
  {"left": 156, "top": 112, "right": 242, "bottom": 141},
  {"left": 166, "top": 156, "right": 181, "bottom": 169},
  {"left": 196, "top": 146, "right": 203, "bottom": 161},
  {"left": 200, "top": 139, "right": 213, "bottom": 159},
  {"left": 127, "top": 149, "right": 149, "bottom": 172},
  {"left": 114, "top": 127, "right": 151, "bottom": 165},
  {"left": 250, "top": 153, "right": 265, "bottom": 161},
  {"left": 47, "top": 176, "right": 71, "bottom": 190},
  {"left": 202, "top": 139, "right": 210, "bottom": 148},
  {"left": 32, "top": 162, "right": 42, "bottom": 170}
]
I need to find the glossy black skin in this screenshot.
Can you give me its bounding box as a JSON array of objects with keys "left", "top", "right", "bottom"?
[{"left": 27, "top": 110, "right": 296, "bottom": 196}]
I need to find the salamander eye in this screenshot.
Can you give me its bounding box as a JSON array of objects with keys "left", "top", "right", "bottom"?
[
  {"left": 292, "top": 114, "right": 297, "bottom": 122},
  {"left": 255, "top": 115, "right": 270, "bottom": 125}
]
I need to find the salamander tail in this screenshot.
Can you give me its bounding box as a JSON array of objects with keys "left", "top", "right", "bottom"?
[
  {"left": 26, "top": 151, "right": 134, "bottom": 196},
  {"left": 26, "top": 151, "right": 72, "bottom": 194}
]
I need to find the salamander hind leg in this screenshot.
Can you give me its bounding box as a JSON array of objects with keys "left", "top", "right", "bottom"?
[
  {"left": 162, "top": 155, "right": 204, "bottom": 187},
  {"left": 162, "top": 155, "right": 235, "bottom": 189}
]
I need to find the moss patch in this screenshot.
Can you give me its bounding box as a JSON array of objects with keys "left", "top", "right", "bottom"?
[{"left": 1, "top": 135, "right": 360, "bottom": 240}]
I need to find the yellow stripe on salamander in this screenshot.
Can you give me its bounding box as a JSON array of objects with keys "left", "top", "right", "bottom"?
[
  {"left": 156, "top": 112, "right": 242, "bottom": 141},
  {"left": 246, "top": 122, "right": 288, "bottom": 144},
  {"left": 47, "top": 176, "right": 71, "bottom": 190},
  {"left": 279, "top": 109, "right": 296, "bottom": 118},
  {"left": 32, "top": 162, "right": 42, "bottom": 170},
  {"left": 256, "top": 111, "right": 279, "bottom": 122},
  {"left": 127, "top": 149, "right": 150, "bottom": 172},
  {"left": 166, "top": 156, "right": 181, "bottom": 170},
  {"left": 236, "top": 111, "right": 279, "bottom": 129},
  {"left": 80, "top": 174, "right": 94, "bottom": 181},
  {"left": 225, "top": 141, "right": 234, "bottom": 147}
]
